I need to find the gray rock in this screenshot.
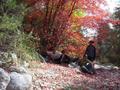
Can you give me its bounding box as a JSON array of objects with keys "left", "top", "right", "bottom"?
[
  {"left": 10, "top": 53, "right": 18, "bottom": 66},
  {"left": 68, "top": 62, "right": 78, "bottom": 68},
  {"left": 22, "top": 61, "right": 29, "bottom": 68},
  {"left": 113, "top": 66, "right": 119, "bottom": 70},
  {"left": 0, "top": 52, "right": 18, "bottom": 68},
  {"left": 6, "top": 72, "right": 32, "bottom": 90},
  {"left": 94, "top": 64, "right": 119, "bottom": 70},
  {"left": 0, "top": 68, "right": 10, "bottom": 90},
  {"left": 9, "top": 66, "right": 28, "bottom": 74}
]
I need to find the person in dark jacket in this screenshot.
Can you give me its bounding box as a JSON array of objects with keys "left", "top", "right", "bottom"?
[
  {"left": 83, "top": 40, "right": 96, "bottom": 74},
  {"left": 84, "top": 40, "right": 96, "bottom": 62}
]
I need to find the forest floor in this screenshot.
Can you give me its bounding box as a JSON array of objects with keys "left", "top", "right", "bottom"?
[{"left": 30, "top": 62, "right": 120, "bottom": 90}]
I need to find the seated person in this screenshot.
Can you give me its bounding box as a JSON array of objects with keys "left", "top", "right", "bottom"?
[
  {"left": 46, "top": 49, "right": 80, "bottom": 65},
  {"left": 60, "top": 50, "right": 70, "bottom": 64},
  {"left": 60, "top": 50, "right": 79, "bottom": 64},
  {"left": 47, "top": 49, "right": 71, "bottom": 64},
  {"left": 47, "top": 49, "right": 62, "bottom": 64}
]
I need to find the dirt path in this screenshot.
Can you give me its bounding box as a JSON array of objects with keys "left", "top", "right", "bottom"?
[{"left": 31, "top": 63, "right": 120, "bottom": 90}]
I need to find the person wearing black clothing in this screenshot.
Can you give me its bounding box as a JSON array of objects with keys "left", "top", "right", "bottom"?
[
  {"left": 84, "top": 40, "right": 96, "bottom": 62},
  {"left": 82, "top": 40, "right": 96, "bottom": 74}
]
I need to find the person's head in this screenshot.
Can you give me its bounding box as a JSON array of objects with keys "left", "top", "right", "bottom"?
[
  {"left": 89, "top": 40, "right": 94, "bottom": 45},
  {"left": 61, "top": 50, "right": 65, "bottom": 54}
]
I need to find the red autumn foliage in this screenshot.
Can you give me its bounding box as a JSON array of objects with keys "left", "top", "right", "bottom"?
[
  {"left": 24, "top": 0, "right": 120, "bottom": 57},
  {"left": 62, "top": 30, "right": 87, "bottom": 57}
]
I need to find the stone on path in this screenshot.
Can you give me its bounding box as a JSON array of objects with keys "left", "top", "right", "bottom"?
[
  {"left": 0, "top": 68, "right": 10, "bottom": 90},
  {"left": 6, "top": 72, "right": 32, "bottom": 90}
]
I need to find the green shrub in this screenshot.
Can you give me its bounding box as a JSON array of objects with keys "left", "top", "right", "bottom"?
[{"left": 0, "top": 0, "right": 42, "bottom": 67}]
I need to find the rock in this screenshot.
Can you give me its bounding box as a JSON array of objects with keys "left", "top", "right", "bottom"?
[
  {"left": 94, "top": 64, "right": 102, "bottom": 69},
  {"left": 6, "top": 72, "right": 32, "bottom": 90},
  {"left": 0, "top": 52, "right": 18, "bottom": 68},
  {"left": 68, "top": 62, "right": 78, "bottom": 68},
  {"left": 94, "top": 64, "right": 119, "bottom": 70},
  {"left": 22, "top": 61, "right": 29, "bottom": 68},
  {"left": 113, "top": 66, "right": 119, "bottom": 70},
  {"left": 10, "top": 53, "right": 18, "bottom": 66},
  {"left": 9, "top": 66, "right": 28, "bottom": 74},
  {"left": 0, "top": 68, "right": 10, "bottom": 90}
]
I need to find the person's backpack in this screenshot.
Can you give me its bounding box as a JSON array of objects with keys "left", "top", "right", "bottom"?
[{"left": 80, "top": 60, "right": 95, "bottom": 74}]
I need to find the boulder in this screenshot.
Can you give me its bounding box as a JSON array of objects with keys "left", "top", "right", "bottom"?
[
  {"left": 0, "top": 52, "right": 18, "bottom": 68},
  {"left": 9, "top": 66, "right": 28, "bottom": 74},
  {"left": 0, "top": 68, "right": 10, "bottom": 90},
  {"left": 6, "top": 72, "right": 32, "bottom": 90}
]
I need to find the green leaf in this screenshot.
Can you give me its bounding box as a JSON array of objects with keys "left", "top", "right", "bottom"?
[
  {"left": 6, "top": 0, "right": 17, "bottom": 9},
  {"left": 73, "top": 9, "right": 86, "bottom": 17},
  {"left": 0, "top": 14, "right": 23, "bottom": 31}
]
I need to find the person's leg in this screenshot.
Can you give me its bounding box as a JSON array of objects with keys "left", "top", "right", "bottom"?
[
  {"left": 91, "top": 60, "right": 96, "bottom": 74},
  {"left": 87, "top": 57, "right": 96, "bottom": 74}
]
